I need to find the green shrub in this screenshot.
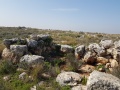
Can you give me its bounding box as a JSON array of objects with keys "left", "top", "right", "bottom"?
[
  {"left": 0, "top": 60, "right": 17, "bottom": 75},
  {"left": 31, "top": 64, "right": 44, "bottom": 81},
  {"left": 0, "top": 44, "right": 5, "bottom": 58},
  {"left": 81, "top": 76, "right": 87, "bottom": 85},
  {"left": 18, "top": 61, "right": 30, "bottom": 70},
  {"left": 65, "top": 53, "right": 82, "bottom": 71},
  {"left": 43, "top": 62, "right": 61, "bottom": 77},
  {"left": 60, "top": 86, "right": 71, "bottom": 90},
  {"left": 51, "top": 59, "right": 64, "bottom": 66}
]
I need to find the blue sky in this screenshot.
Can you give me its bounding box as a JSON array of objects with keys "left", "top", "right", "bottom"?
[{"left": 0, "top": 0, "right": 120, "bottom": 33}]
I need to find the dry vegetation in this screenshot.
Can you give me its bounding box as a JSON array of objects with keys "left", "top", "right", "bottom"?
[
  {"left": 0, "top": 26, "right": 120, "bottom": 46},
  {"left": 0, "top": 26, "right": 120, "bottom": 90}
]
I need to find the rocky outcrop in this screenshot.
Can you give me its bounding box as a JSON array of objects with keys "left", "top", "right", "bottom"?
[
  {"left": 114, "top": 40, "right": 120, "bottom": 49},
  {"left": 29, "top": 34, "right": 51, "bottom": 41},
  {"left": 56, "top": 71, "right": 82, "bottom": 86},
  {"left": 110, "top": 59, "right": 119, "bottom": 68},
  {"left": 80, "top": 65, "right": 95, "bottom": 73},
  {"left": 83, "top": 52, "right": 96, "bottom": 64},
  {"left": 71, "top": 85, "right": 82, "bottom": 90},
  {"left": 61, "top": 45, "right": 74, "bottom": 53},
  {"left": 75, "top": 45, "right": 85, "bottom": 60},
  {"left": 2, "top": 48, "right": 13, "bottom": 59},
  {"left": 3, "top": 38, "right": 26, "bottom": 49},
  {"left": 88, "top": 43, "right": 100, "bottom": 53},
  {"left": 20, "top": 55, "right": 44, "bottom": 66},
  {"left": 27, "top": 39, "right": 38, "bottom": 48},
  {"left": 100, "top": 39, "right": 113, "bottom": 49},
  {"left": 10, "top": 45, "right": 28, "bottom": 56},
  {"left": 87, "top": 70, "right": 120, "bottom": 90},
  {"left": 96, "top": 57, "right": 108, "bottom": 65}
]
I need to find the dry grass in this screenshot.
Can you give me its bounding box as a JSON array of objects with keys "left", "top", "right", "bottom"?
[
  {"left": 0, "top": 27, "right": 120, "bottom": 46},
  {"left": 0, "top": 44, "right": 5, "bottom": 58}
]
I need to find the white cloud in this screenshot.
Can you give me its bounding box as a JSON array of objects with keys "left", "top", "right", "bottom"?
[{"left": 51, "top": 8, "right": 79, "bottom": 12}]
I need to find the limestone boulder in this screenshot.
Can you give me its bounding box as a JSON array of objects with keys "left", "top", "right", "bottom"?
[
  {"left": 106, "top": 48, "right": 120, "bottom": 63},
  {"left": 110, "top": 59, "right": 119, "bottom": 68},
  {"left": 71, "top": 86, "right": 82, "bottom": 90},
  {"left": 100, "top": 40, "right": 113, "bottom": 49},
  {"left": 96, "top": 57, "right": 108, "bottom": 65},
  {"left": 10, "top": 45, "right": 28, "bottom": 57},
  {"left": 88, "top": 43, "right": 106, "bottom": 56},
  {"left": 75, "top": 45, "right": 85, "bottom": 59},
  {"left": 114, "top": 40, "right": 120, "bottom": 49},
  {"left": 29, "top": 34, "right": 51, "bottom": 41},
  {"left": 37, "top": 34, "right": 51, "bottom": 40},
  {"left": 20, "top": 55, "right": 44, "bottom": 66},
  {"left": 87, "top": 70, "right": 120, "bottom": 90},
  {"left": 112, "top": 49, "right": 120, "bottom": 62},
  {"left": 3, "top": 38, "right": 26, "bottom": 48},
  {"left": 2, "top": 48, "right": 12, "bottom": 59},
  {"left": 88, "top": 43, "right": 100, "bottom": 53},
  {"left": 56, "top": 72, "right": 82, "bottom": 86},
  {"left": 27, "top": 39, "right": 38, "bottom": 48},
  {"left": 80, "top": 64, "right": 95, "bottom": 73},
  {"left": 83, "top": 52, "right": 96, "bottom": 64},
  {"left": 61, "top": 45, "right": 74, "bottom": 53}
]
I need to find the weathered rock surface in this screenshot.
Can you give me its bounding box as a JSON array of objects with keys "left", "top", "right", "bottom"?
[
  {"left": 56, "top": 72, "right": 82, "bottom": 86},
  {"left": 71, "top": 85, "right": 82, "bottom": 90},
  {"left": 3, "top": 39, "right": 13, "bottom": 48},
  {"left": 61, "top": 45, "right": 74, "bottom": 53},
  {"left": 87, "top": 70, "right": 120, "bottom": 90},
  {"left": 110, "top": 59, "right": 119, "bottom": 68},
  {"left": 75, "top": 45, "right": 85, "bottom": 59},
  {"left": 100, "top": 40, "right": 113, "bottom": 49},
  {"left": 10, "top": 45, "right": 28, "bottom": 57},
  {"left": 71, "top": 85, "right": 87, "bottom": 90},
  {"left": 37, "top": 34, "right": 51, "bottom": 40},
  {"left": 3, "top": 38, "right": 26, "bottom": 48},
  {"left": 27, "top": 39, "right": 38, "bottom": 48},
  {"left": 19, "top": 72, "right": 27, "bottom": 80},
  {"left": 114, "top": 40, "right": 120, "bottom": 49},
  {"left": 29, "top": 34, "right": 51, "bottom": 41},
  {"left": 2, "top": 48, "right": 12, "bottom": 59},
  {"left": 20, "top": 55, "right": 44, "bottom": 65},
  {"left": 83, "top": 52, "right": 96, "bottom": 64},
  {"left": 80, "top": 65, "right": 95, "bottom": 73},
  {"left": 96, "top": 57, "right": 108, "bottom": 64},
  {"left": 88, "top": 43, "right": 100, "bottom": 53}
]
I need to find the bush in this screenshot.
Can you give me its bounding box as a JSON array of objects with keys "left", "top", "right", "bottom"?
[
  {"left": 0, "top": 44, "right": 5, "bottom": 58},
  {"left": 65, "top": 53, "right": 82, "bottom": 71},
  {"left": 81, "top": 76, "right": 87, "bottom": 85},
  {"left": 0, "top": 60, "right": 17, "bottom": 75},
  {"left": 37, "top": 79, "right": 71, "bottom": 90},
  {"left": 60, "top": 86, "right": 71, "bottom": 90},
  {"left": 18, "top": 61, "right": 30, "bottom": 70},
  {"left": 43, "top": 62, "right": 61, "bottom": 77},
  {"left": 51, "top": 59, "right": 64, "bottom": 66},
  {"left": 31, "top": 64, "right": 44, "bottom": 81}
]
